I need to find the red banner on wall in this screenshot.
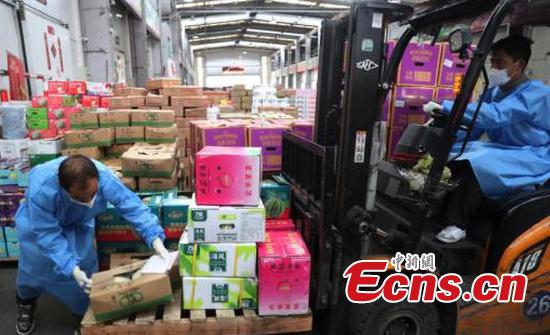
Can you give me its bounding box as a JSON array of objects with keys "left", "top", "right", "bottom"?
[{"left": 7, "top": 52, "right": 28, "bottom": 101}]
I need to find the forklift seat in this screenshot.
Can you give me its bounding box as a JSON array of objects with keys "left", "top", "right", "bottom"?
[{"left": 484, "top": 187, "right": 550, "bottom": 272}]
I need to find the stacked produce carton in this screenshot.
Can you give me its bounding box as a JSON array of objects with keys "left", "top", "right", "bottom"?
[
  {"left": 179, "top": 146, "right": 265, "bottom": 309},
  {"left": 230, "top": 85, "right": 253, "bottom": 113}
]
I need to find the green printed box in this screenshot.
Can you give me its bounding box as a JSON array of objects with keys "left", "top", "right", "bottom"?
[
  {"left": 261, "top": 175, "right": 291, "bottom": 219},
  {"left": 27, "top": 118, "right": 49, "bottom": 130},
  {"left": 179, "top": 232, "right": 256, "bottom": 277},
  {"left": 162, "top": 197, "right": 190, "bottom": 228},
  {"left": 30, "top": 153, "right": 61, "bottom": 167},
  {"left": 26, "top": 107, "right": 48, "bottom": 120},
  {"left": 182, "top": 277, "right": 257, "bottom": 310},
  {"left": 187, "top": 196, "right": 265, "bottom": 243}
]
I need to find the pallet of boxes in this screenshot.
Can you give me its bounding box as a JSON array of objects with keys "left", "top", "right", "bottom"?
[
  {"left": 230, "top": 85, "right": 253, "bottom": 113},
  {"left": 80, "top": 146, "right": 312, "bottom": 334}
]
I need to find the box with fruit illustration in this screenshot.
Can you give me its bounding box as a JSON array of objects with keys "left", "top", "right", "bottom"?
[
  {"left": 182, "top": 277, "right": 257, "bottom": 310},
  {"left": 261, "top": 175, "right": 291, "bottom": 219}
]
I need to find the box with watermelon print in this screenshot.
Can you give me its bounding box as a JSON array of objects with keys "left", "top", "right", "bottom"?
[
  {"left": 179, "top": 231, "right": 256, "bottom": 277},
  {"left": 261, "top": 175, "right": 291, "bottom": 219}
]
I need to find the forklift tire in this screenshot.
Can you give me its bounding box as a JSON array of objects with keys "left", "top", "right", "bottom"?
[{"left": 349, "top": 301, "right": 440, "bottom": 335}]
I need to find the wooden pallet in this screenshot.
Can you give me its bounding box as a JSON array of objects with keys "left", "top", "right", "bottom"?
[{"left": 81, "top": 289, "right": 312, "bottom": 335}]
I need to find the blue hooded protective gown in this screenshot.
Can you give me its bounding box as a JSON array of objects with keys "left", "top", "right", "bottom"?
[
  {"left": 15, "top": 157, "right": 165, "bottom": 315},
  {"left": 442, "top": 79, "right": 550, "bottom": 199}
]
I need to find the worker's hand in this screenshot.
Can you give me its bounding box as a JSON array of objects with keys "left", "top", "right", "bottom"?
[
  {"left": 72, "top": 266, "right": 92, "bottom": 294},
  {"left": 152, "top": 238, "right": 169, "bottom": 259},
  {"left": 423, "top": 101, "right": 443, "bottom": 116}
]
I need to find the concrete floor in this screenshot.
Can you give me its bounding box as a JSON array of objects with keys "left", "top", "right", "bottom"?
[{"left": 0, "top": 263, "right": 74, "bottom": 335}]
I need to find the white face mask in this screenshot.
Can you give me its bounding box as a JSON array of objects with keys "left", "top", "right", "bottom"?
[
  {"left": 488, "top": 68, "right": 511, "bottom": 88},
  {"left": 68, "top": 193, "right": 97, "bottom": 209}
]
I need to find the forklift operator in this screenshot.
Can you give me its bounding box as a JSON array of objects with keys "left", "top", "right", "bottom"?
[{"left": 423, "top": 35, "right": 550, "bottom": 243}]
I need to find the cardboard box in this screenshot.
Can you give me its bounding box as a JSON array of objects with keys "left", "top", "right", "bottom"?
[
  {"left": 291, "top": 121, "right": 314, "bottom": 141},
  {"left": 146, "top": 78, "right": 181, "bottom": 90},
  {"left": 64, "top": 128, "right": 114, "bottom": 148},
  {"left": 0, "top": 139, "right": 29, "bottom": 159},
  {"left": 31, "top": 96, "right": 48, "bottom": 108},
  {"left": 30, "top": 153, "right": 61, "bottom": 167},
  {"left": 27, "top": 118, "right": 49, "bottom": 130},
  {"left": 99, "top": 111, "right": 131, "bottom": 128},
  {"left": 81, "top": 95, "right": 100, "bottom": 107},
  {"left": 51, "top": 106, "right": 81, "bottom": 120},
  {"left": 438, "top": 43, "right": 470, "bottom": 87},
  {"left": 146, "top": 125, "right": 177, "bottom": 144},
  {"left": 131, "top": 110, "right": 175, "bottom": 127},
  {"left": 261, "top": 176, "right": 291, "bottom": 219},
  {"left": 192, "top": 121, "right": 247, "bottom": 154},
  {"left": 195, "top": 146, "right": 261, "bottom": 206},
  {"left": 48, "top": 81, "right": 68, "bottom": 94},
  {"left": 184, "top": 107, "right": 207, "bottom": 118},
  {"left": 113, "top": 87, "right": 148, "bottom": 96},
  {"left": 397, "top": 42, "right": 441, "bottom": 87},
  {"left": 7, "top": 241, "right": 19, "bottom": 257},
  {"left": 26, "top": 107, "right": 48, "bottom": 120},
  {"left": 266, "top": 219, "right": 296, "bottom": 231},
  {"left": 182, "top": 277, "right": 257, "bottom": 310},
  {"left": 160, "top": 86, "right": 203, "bottom": 96},
  {"left": 390, "top": 86, "right": 433, "bottom": 129},
  {"left": 179, "top": 232, "right": 256, "bottom": 277},
  {"left": 48, "top": 94, "right": 77, "bottom": 108},
  {"left": 171, "top": 96, "right": 210, "bottom": 108},
  {"left": 247, "top": 125, "right": 288, "bottom": 172},
  {"left": 231, "top": 90, "right": 247, "bottom": 97},
  {"left": 138, "top": 169, "right": 178, "bottom": 192},
  {"left": 90, "top": 260, "right": 174, "bottom": 322},
  {"left": 162, "top": 197, "right": 190, "bottom": 228},
  {"left": 116, "top": 127, "right": 145, "bottom": 144},
  {"left": 166, "top": 106, "right": 184, "bottom": 117},
  {"left": 146, "top": 94, "right": 169, "bottom": 107},
  {"left": 123, "top": 177, "right": 137, "bottom": 191},
  {"left": 29, "top": 138, "right": 64, "bottom": 155},
  {"left": 62, "top": 147, "right": 103, "bottom": 159},
  {"left": 435, "top": 87, "right": 457, "bottom": 104},
  {"left": 106, "top": 97, "right": 131, "bottom": 109},
  {"left": 68, "top": 81, "right": 87, "bottom": 95},
  {"left": 28, "top": 128, "right": 58, "bottom": 140},
  {"left": 105, "top": 144, "right": 133, "bottom": 157},
  {"left": 70, "top": 112, "right": 99, "bottom": 129},
  {"left": 121, "top": 143, "right": 176, "bottom": 177},
  {"left": 258, "top": 231, "right": 310, "bottom": 316},
  {"left": 187, "top": 196, "right": 265, "bottom": 243},
  {"left": 3, "top": 226, "right": 18, "bottom": 243},
  {"left": 51, "top": 118, "right": 71, "bottom": 131}
]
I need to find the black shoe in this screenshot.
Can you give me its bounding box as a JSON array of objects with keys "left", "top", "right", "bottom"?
[
  {"left": 72, "top": 314, "right": 83, "bottom": 335},
  {"left": 16, "top": 296, "right": 36, "bottom": 335}
]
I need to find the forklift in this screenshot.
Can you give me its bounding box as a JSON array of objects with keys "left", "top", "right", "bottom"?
[{"left": 281, "top": 0, "right": 550, "bottom": 334}]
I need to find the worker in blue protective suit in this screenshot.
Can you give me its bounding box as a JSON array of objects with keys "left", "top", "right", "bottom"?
[
  {"left": 423, "top": 35, "right": 550, "bottom": 243},
  {"left": 14, "top": 155, "right": 169, "bottom": 335}
]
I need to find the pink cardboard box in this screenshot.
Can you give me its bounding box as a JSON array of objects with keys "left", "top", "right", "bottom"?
[
  {"left": 258, "top": 231, "right": 310, "bottom": 316},
  {"left": 50, "top": 118, "right": 71, "bottom": 131},
  {"left": 247, "top": 124, "right": 289, "bottom": 171},
  {"left": 438, "top": 43, "right": 470, "bottom": 87},
  {"left": 195, "top": 146, "right": 262, "bottom": 206},
  {"left": 390, "top": 86, "right": 434, "bottom": 129},
  {"left": 397, "top": 42, "right": 441, "bottom": 87},
  {"left": 28, "top": 128, "right": 58, "bottom": 140},
  {"left": 266, "top": 219, "right": 296, "bottom": 231},
  {"left": 82, "top": 95, "right": 100, "bottom": 107},
  {"left": 291, "top": 121, "right": 313, "bottom": 141},
  {"left": 32, "top": 96, "right": 48, "bottom": 108}
]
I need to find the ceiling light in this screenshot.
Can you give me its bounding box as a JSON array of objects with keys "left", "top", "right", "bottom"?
[
  {"left": 242, "top": 51, "right": 248, "bottom": 54},
  {"left": 183, "top": 0, "right": 194, "bottom": 2},
  {"left": 193, "top": 35, "right": 199, "bottom": 39}
]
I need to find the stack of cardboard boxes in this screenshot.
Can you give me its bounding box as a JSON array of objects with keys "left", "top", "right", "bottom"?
[
  {"left": 385, "top": 41, "right": 470, "bottom": 158},
  {"left": 121, "top": 142, "right": 178, "bottom": 192},
  {"left": 230, "top": 85, "right": 253, "bottom": 113},
  {"left": 179, "top": 146, "right": 265, "bottom": 310}
]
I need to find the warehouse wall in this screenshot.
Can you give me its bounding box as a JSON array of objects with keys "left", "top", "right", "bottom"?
[
  {"left": 199, "top": 48, "right": 272, "bottom": 88},
  {"left": 0, "top": 1, "right": 23, "bottom": 94},
  {"left": 529, "top": 26, "right": 550, "bottom": 83}
]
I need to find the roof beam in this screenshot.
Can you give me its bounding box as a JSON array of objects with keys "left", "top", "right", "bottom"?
[
  {"left": 178, "top": 5, "right": 344, "bottom": 15},
  {"left": 190, "top": 35, "right": 290, "bottom": 46},
  {"left": 185, "top": 21, "right": 313, "bottom": 35}
]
